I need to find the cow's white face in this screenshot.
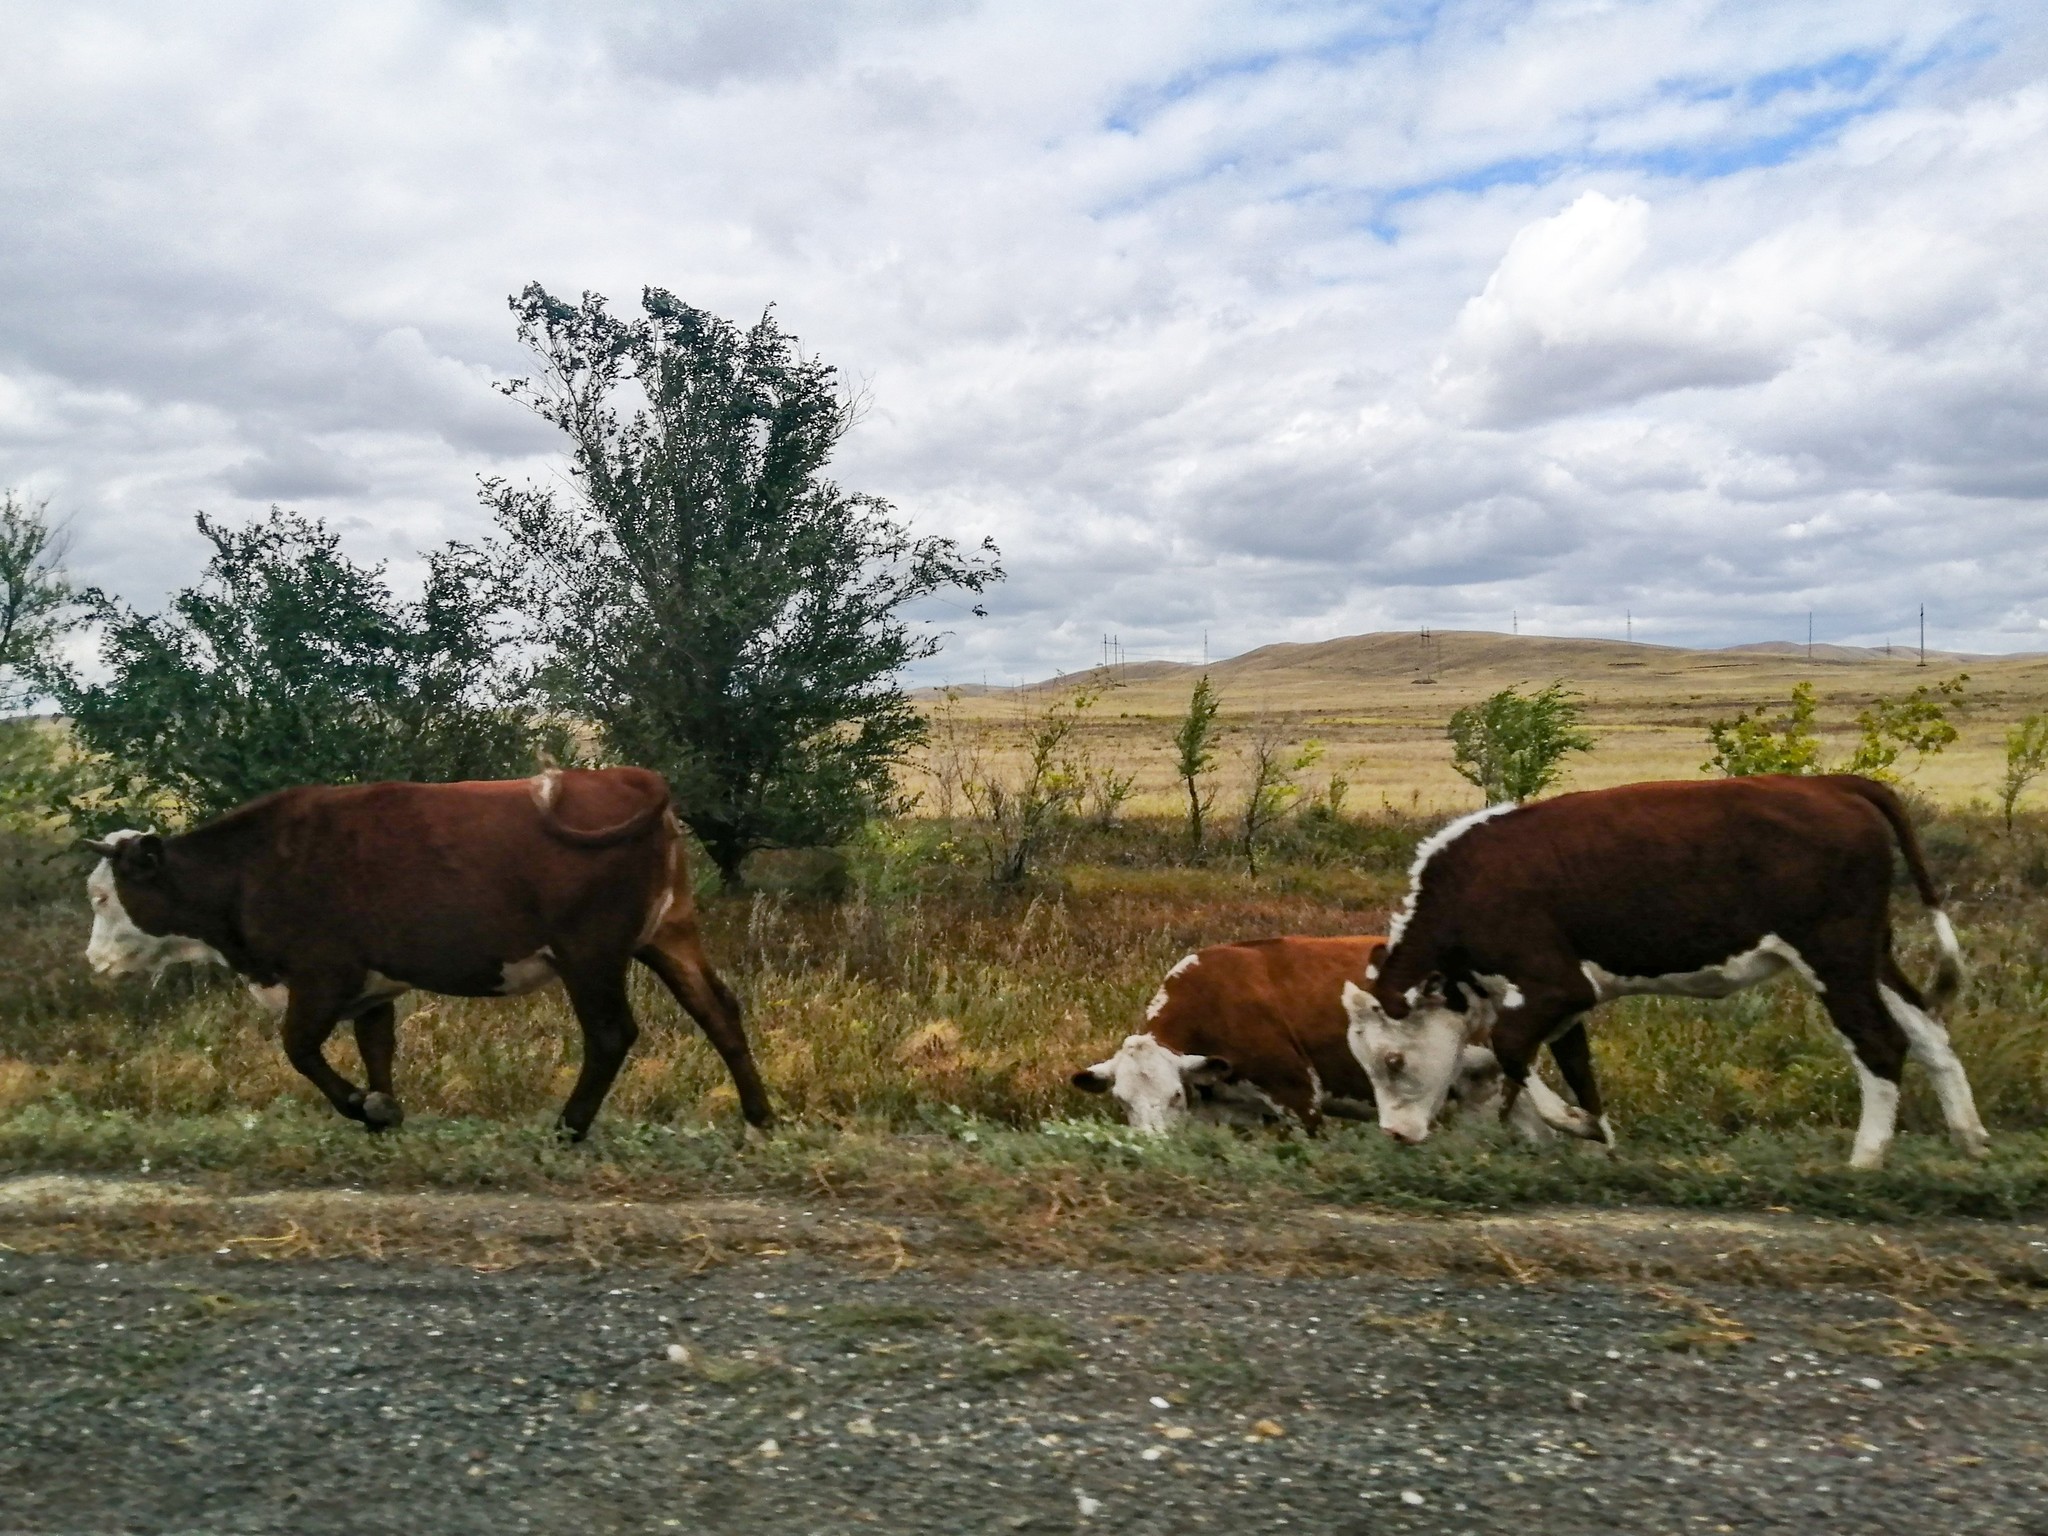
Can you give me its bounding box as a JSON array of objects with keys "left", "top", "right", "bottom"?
[
  {"left": 1070, "top": 1033, "right": 1230, "bottom": 1134},
  {"left": 85, "top": 833, "right": 224, "bottom": 977},
  {"left": 1342, "top": 980, "right": 1467, "bottom": 1144}
]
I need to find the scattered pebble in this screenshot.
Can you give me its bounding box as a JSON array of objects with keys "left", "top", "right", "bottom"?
[
  {"left": 1076, "top": 1492, "right": 1102, "bottom": 1518},
  {"left": 1401, "top": 1490, "right": 1426, "bottom": 1506},
  {"left": 1251, "top": 1419, "right": 1285, "bottom": 1439}
]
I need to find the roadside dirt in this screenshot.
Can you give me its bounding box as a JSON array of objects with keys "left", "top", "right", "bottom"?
[{"left": 4, "top": 1176, "right": 2048, "bottom": 1533}]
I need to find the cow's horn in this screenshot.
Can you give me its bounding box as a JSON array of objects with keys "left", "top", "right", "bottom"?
[{"left": 80, "top": 839, "right": 118, "bottom": 859}]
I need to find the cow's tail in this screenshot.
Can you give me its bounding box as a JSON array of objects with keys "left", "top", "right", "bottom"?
[
  {"left": 1838, "top": 775, "right": 1963, "bottom": 1011},
  {"left": 530, "top": 769, "right": 672, "bottom": 849}
]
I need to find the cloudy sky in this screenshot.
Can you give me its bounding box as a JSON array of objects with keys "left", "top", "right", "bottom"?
[{"left": 4, "top": 1, "right": 2046, "bottom": 683}]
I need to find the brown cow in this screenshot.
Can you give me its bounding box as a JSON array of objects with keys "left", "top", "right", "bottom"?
[
  {"left": 1070, "top": 935, "right": 1575, "bottom": 1136},
  {"left": 1343, "top": 775, "right": 1984, "bottom": 1169},
  {"left": 84, "top": 768, "right": 771, "bottom": 1139}
]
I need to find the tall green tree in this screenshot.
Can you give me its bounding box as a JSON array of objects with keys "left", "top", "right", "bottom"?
[
  {"left": 0, "top": 490, "right": 87, "bottom": 828},
  {"left": 1448, "top": 682, "right": 1595, "bottom": 803},
  {"left": 54, "top": 508, "right": 537, "bottom": 828},
  {"left": 0, "top": 490, "right": 81, "bottom": 713},
  {"left": 484, "top": 283, "right": 1001, "bottom": 886}
]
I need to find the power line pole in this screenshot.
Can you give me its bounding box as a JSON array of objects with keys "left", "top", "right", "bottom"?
[
  {"left": 1919, "top": 604, "right": 1927, "bottom": 667},
  {"left": 1512, "top": 609, "right": 1518, "bottom": 636},
  {"left": 1626, "top": 610, "right": 1632, "bottom": 644},
  {"left": 1807, "top": 611, "right": 1813, "bottom": 663}
]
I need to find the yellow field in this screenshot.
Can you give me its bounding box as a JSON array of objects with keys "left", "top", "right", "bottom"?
[{"left": 919, "top": 630, "right": 2048, "bottom": 815}]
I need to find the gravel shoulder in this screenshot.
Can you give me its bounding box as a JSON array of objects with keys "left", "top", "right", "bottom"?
[{"left": 4, "top": 1179, "right": 2048, "bottom": 1534}]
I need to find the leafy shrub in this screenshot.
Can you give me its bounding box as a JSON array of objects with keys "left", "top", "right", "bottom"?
[{"left": 1447, "top": 682, "right": 1594, "bottom": 803}]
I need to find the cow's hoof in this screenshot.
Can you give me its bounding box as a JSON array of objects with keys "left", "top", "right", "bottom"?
[
  {"left": 1953, "top": 1128, "right": 1991, "bottom": 1159},
  {"left": 361, "top": 1092, "right": 404, "bottom": 1131}
]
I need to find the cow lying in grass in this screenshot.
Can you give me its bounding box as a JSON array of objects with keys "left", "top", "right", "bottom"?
[
  {"left": 83, "top": 768, "right": 773, "bottom": 1140},
  {"left": 1343, "top": 774, "right": 1985, "bottom": 1170},
  {"left": 1071, "top": 935, "right": 1574, "bottom": 1137}
]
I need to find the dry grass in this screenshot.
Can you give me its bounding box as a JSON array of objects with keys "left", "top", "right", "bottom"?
[
  {"left": 921, "top": 629, "right": 2048, "bottom": 814},
  {"left": 8, "top": 808, "right": 2046, "bottom": 1146},
  {"left": 6, "top": 777, "right": 2048, "bottom": 1245}
]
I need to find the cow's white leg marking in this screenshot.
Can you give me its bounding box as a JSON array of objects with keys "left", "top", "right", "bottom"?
[
  {"left": 1516, "top": 1071, "right": 1600, "bottom": 1140},
  {"left": 1580, "top": 934, "right": 1821, "bottom": 1003},
  {"left": 1932, "top": 910, "right": 1961, "bottom": 968},
  {"left": 1849, "top": 1058, "right": 1900, "bottom": 1170},
  {"left": 1881, "top": 984, "right": 1989, "bottom": 1158}
]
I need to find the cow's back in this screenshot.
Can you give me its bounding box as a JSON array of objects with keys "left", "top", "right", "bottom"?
[
  {"left": 231, "top": 769, "right": 675, "bottom": 991},
  {"left": 1412, "top": 775, "right": 1900, "bottom": 980},
  {"left": 1151, "top": 936, "right": 1379, "bottom": 1102}
]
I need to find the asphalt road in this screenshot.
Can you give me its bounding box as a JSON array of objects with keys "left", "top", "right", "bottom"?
[{"left": 4, "top": 1249, "right": 2047, "bottom": 1535}]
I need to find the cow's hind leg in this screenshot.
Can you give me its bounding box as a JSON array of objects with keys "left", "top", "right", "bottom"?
[
  {"left": 1545, "top": 1022, "right": 1615, "bottom": 1147},
  {"left": 1488, "top": 979, "right": 1606, "bottom": 1142},
  {"left": 351, "top": 1001, "right": 404, "bottom": 1132},
  {"left": 553, "top": 962, "right": 640, "bottom": 1143},
  {"left": 1880, "top": 955, "right": 1988, "bottom": 1158},
  {"left": 280, "top": 985, "right": 373, "bottom": 1127},
  {"left": 638, "top": 932, "right": 775, "bottom": 1131},
  {"left": 1815, "top": 976, "right": 1910, "bottom": 1170}
]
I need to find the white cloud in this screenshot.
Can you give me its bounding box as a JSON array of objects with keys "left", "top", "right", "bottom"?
[{"left": 1, "top": 0, "right": 2045, "bottom": 681}]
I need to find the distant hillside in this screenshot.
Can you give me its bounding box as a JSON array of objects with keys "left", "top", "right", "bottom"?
[
  {"left": 922, "top": 629, "right": 2048, "bottom": 812},
  {"left": 932, "top": 629, "right": 2019, "bottom": 704}
]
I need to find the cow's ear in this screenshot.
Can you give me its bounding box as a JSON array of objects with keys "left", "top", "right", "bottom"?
[
  {"left": 118, "top": 834, "right": 167, "bottom": 881},
  {"left": 1340, "top": 980, "right": 1377, "bottom": 1018},
  {"left": 1183, "top": 1056, "right": 1232, "bottom": 1087},
  {"left": 1364, "top": 941, "right": 1389, "bottom": 981},
  {"left": 1070, "top": 1067, "right": 1112, "bottom": 1094}
]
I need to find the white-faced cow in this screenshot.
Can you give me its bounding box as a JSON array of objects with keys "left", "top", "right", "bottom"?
[
  {"left": 84, "top": 768, "right": 772, "bottom": 1140},
  {"left": 1071, "top": 935, "right": 1575, "bottom": 1138},
  {"left": 1343, "top": 774, "right": 1985, "bottom": 1170}
]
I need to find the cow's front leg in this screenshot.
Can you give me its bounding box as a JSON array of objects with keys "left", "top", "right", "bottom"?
[
  {"left": 280, "top": 980, "right": 374, "bottom": 1126},
  {"left": 1491, "top": 990, "right": 1606, "bottom": 1142},
  {"left": 351, "top": 1001, "right": 405, "bottom": 1132},
  {"left": 1544, "top": 1021, "right": 1615, "bottom": 1147}
]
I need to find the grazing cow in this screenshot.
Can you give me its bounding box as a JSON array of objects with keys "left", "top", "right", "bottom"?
[
  {"left": 83, "top": 768, "right": 772, "bottom": 1139},
  {"left": 1342, "top": 775, "right": 1986, "bottom": 1170},
  {"left": 1070, "top": 935, "right": 1575, "bottom": 1137}
]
